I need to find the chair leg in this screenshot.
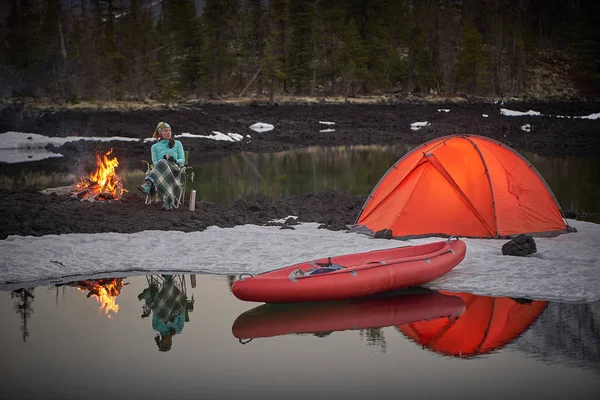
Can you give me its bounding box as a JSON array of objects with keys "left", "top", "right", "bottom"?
[{"left": 181, "top": 183, "right": 186, "bottom": 207}]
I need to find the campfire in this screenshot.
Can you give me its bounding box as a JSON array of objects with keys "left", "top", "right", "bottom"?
[
  {"left": 76, "top": 278, "right": 128, "bottom": 319},
  {"left": 72, "top": 149, "right": 125, "bottom": 201}
]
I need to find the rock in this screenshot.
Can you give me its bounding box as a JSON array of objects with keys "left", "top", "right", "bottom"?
[
  {"left": 502, "top": 234, "right": 537, "bottom": 256},
  {"left": 284, "top": 217, "right": 299, "bottom": 225},
  {"left": 374, "top": 229, "right": 394, "bottom": 239}
]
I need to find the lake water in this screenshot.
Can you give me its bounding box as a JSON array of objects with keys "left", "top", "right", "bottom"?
[
  {"left": 1, "top": 144, "right": 598, "bottom": 223},
  {"left": 1, "top": 274, "right": 598, "bottom": 400}
]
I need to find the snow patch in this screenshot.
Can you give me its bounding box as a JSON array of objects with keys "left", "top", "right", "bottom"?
[
  {"left": 410, "top": 122, "right": 430, "bottom": 131},
  {"left": 1, "top": 220, "right": 599, "bottom": 303},
  {"left": 249, "top": 122, "right": 274, "bottom": 132}
]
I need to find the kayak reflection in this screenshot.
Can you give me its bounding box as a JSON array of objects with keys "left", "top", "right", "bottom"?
[
  {"left": 231, "top": 289, "right": 466, "bottom": 341},
  {"left": 396, "top": 292, "right": 548, "bottom": 358}
]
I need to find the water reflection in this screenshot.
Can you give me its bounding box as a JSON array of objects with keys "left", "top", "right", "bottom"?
[
  {"left": 230, "top": 289, "right": 551, "bottom": 358},
  {"left": 3, "top": 274, "right": 599, "bottom": 400},
  {"left": 138, "top": 275, "right": 194, "bottom": 352},
  {"left": 10, "top": 288, "right": 34, "bottom": 342},
  {"left": 231, "top": 289, "right": 466, "bottom": 348},
  {"left": 397, "top": 292, "right": 548, "bottom": 358},
  {"left": 67, "top": 278, "right": 128, "bottom": 318}
]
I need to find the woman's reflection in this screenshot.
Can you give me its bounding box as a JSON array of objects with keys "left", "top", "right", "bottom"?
[{"left": 138, "top": 274, "right": 193, "bottom": 352}]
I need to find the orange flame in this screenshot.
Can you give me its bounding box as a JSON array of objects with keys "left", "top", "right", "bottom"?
[
  {"left": 77, "top": 279, "right": 125, "bottom": 319},
  {"left": 73, "top": 149, "right": 124, "bottom": 201}
]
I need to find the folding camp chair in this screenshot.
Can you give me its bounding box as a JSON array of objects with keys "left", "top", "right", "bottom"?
[
  {"left": 141, "top": 151, "right": 194, "bottom": 209},
  {"left": 143, "top": 274, "right": 195, "bottom": 322}
]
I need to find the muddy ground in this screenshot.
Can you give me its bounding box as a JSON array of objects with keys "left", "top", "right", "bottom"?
[{"left": 1, "top": 101, "right": 598, "bottom": 239}]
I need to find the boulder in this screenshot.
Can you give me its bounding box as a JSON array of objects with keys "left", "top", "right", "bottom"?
[
  {"left": 502, "top": 234, "right": 537, "bottom": 256},
  {"left": 374, "top": 229, "right": 394, "bottom": 239}
]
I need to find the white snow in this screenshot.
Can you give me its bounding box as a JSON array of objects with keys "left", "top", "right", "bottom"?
[
  {"left": 521, "top": 124, "right": 532, "bottom": 132},
  {"left": 178, "top": 131, "right": 245, "bottom": 142},
  {"left": 0, "top": 220, "right": 598, "bottom": 303},
  {"left": 500, "top": 108, "right": 600, "bottom": 120},
  {"left": 320, "top": 129, "right": 335, "bottom": 133},
  {"left": 249, "top": 122, "right": 274, "bottom": 132},
  {"left": 0, "top": 131, "right": 140, "bottom": 164},
  {"left": 501, "top": 108, "right": 543, "bottom": 116},
  {"left": 0, "top": 131, "right": 139, "bottom": 150},
  {"left": 482, "top": 114, "right": 489, "bottom": 118},
  {"left": 410, "top": 121, "right": 430, "bottom": 131},
  {"left": 438, "top": 109, "right": 450, "bottom": 113},
  {"left": 0, "top": 131, "right": 249, "bottom": 163},
  {"left": 319, "top": 121, "right": 336, "bottom": 125}
]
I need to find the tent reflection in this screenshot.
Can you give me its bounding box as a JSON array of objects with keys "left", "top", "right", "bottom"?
[{"left": 397, "top": 292, "right": 548, "bottom": 357}]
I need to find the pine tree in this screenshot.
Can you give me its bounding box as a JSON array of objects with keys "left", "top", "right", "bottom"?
[
  {"left": 39, "top": 0, "right": 67, "bottom": 99},
  {"left": 287, "top": 0, "right": 315, "bottom": 94},
  {"left": 166, "top": 0, "right": 204, "bottom": 94},
  {"left": 456, "top": 21, "right": 487, "bottom": 95},
  {"left": 243, "top": 0, "right": 268, "bottom": 96},
  {"left": 4, "top": 0, "right": 40, "bottom": 96},
  {"left": 202, "top": 0, "right": 237, "bottom": 97},
  {"left": 266, "top": 0, "right": 290, "bottom": 94},
  {"left": 313, "top": 0, "right": 346, "bottom": 94}
]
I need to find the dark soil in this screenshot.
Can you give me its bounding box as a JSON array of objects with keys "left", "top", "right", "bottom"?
[{"left": 1, "top": 101, "right": 598, "bottom": 240}]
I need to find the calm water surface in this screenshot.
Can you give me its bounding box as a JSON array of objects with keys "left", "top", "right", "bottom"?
[
  {"left": 1, "top": 274, "right": 599, "bottom": 400},
  {"left": 1, "top": 144, "right": 598, "bottom": 223}
]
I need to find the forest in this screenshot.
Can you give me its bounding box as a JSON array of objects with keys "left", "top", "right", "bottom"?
[{"left": 1, "top": 0, "right": 599, "bottom": 104}]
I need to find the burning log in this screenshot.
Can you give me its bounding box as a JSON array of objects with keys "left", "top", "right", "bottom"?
[{"left": 72, "top": 149, "right": 126, "bottom": 201}]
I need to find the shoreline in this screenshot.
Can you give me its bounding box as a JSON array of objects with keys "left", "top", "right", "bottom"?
[
  {"left": 2, "top": 94, "right": 600, "bottom": 112},
  {"left": 2, "top": 100, "right": 599, "bottom": 160},
  {"left": 1, "top": 100, "right": 598, "bottom": 240}
]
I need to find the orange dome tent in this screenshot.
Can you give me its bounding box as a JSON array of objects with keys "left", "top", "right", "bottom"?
[
  {"left": 397, "top": 292, "right": 547, "bottom": 358},
  {"left": 353, "top": 134, "right": 572, "bottom": 239}
]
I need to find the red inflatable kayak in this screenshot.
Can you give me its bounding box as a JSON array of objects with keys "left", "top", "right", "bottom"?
[
  {"left": 232, "top": 290, "right": 466, "bottom": 340},
  {"left": 232, "top": 239, "right": 466, "bottom": 303}
]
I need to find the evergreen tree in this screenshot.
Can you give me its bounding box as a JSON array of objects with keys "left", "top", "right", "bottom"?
[
  {"left": 39, "top": 0, "right": 67, "bottom": 98},
  {"left": 314, "top": 0, "right": 346, "bottom": 94},
  {"left": 243, "top": 0, "right": 268, "bottom": 96},
  {"left": 287, "top": 0, "right": 315, "bottom": 94},
  {"left": 339, "top": 18, "right": 367, "bottom": 99},
  {"left": 456, "top": 21, "right": 487, "bottom": 95},
  {"left": 569, "top": 1, "right": 600, "bottom": 94},
  {"left": 165, "top": 0, "right": 204, "bottom": 94},
  {"left": 266, "top": 0, "right": 290, "bottom": 94},
  {"left": 118, "top": 0, "right": 161, "bottom": 99},
  {"left": 4, "top": 0, "right": 40, "bottom": 96},
  {"left": 202, "top": 0, "right": 237, "bottom": 97},
  {"left": 345, "top": 0, "right": 389, "bottom": 92}
]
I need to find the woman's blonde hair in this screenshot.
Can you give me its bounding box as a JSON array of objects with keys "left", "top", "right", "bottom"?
[
  {"left": 153, "top": 121, "right": 175, "bottom": 148},
  {"left": 152, "top": 121, "right": 171, "bottom": 139}
]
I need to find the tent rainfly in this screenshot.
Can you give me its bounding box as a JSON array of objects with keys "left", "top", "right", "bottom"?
[{"left": 353, "top": 134, "right": 574, "bottom": 239}]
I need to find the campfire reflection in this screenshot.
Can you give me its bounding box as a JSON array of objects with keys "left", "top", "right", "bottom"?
[
  {"left": 138, "top": 275, "right": 195, "bottom": 352},
  {"left": 71, "top": 278, "right": 128, "bottom": 319}
]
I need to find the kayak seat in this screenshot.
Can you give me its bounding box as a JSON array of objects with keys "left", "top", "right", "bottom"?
[{"left": 307, "top": 264, "right": 345, "bottom": 275}]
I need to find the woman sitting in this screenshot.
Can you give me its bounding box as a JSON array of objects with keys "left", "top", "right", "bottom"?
[{"left": 138, "top": 121, "right": 186, "bottom": 210}]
